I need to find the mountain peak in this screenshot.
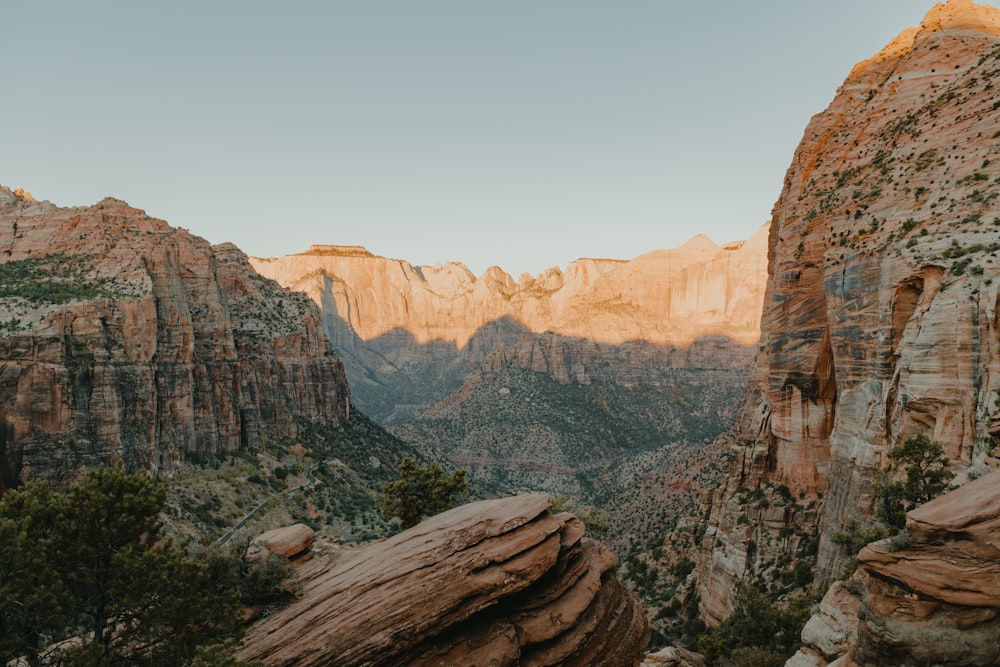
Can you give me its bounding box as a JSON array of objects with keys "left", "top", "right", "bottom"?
[{"left": 921, "top": 0, "right": 1000, "bottom": 34}]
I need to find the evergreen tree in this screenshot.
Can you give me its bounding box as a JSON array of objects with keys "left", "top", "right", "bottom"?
[
  {"left": 872, "top": 434, "right": 951, "bottom": 529},
  {"left": 379, "top": 457, "right": 467, "bottom": 529},
  {"left": 0, "top": 465, "right": 250, "bottom": 666}
]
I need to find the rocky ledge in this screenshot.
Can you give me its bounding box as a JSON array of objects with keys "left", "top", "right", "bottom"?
[
  {"left": 853, "top": 471, "right": 1000, "bottom": 666},
  {"left": 238, "top": 494, "right": 649, "bottom": 666}
]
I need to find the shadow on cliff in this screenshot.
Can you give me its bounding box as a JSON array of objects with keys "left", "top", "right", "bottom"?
[
  {"left": 323, "top": 314, "right": 532, "bottom": 424},
  {"left": 320, "top": 306, "right": 758, "bottom": 427}
]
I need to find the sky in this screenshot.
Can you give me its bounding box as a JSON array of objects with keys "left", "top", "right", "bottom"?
[{"left": 4, "top": 1, "right": 936, "bottom": 277}]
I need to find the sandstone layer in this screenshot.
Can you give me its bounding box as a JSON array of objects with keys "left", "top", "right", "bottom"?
[
  {"left": 250, "top": 225, "right": 768, "bottom": 422},
  {"left": 686, "top": 0, "right": 1000, "bottom": 626},
  {"left": 0, "top": 191, "right": 350, "bottom": 488},
  {"left": 238, "top": 494, "right": 649, "bottom": 666},
  {"left": 852, "top": 471, "right": 1000, "bottom": 666}
]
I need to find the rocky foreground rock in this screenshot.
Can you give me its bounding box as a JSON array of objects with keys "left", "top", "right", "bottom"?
[
  {"left": 787, "top": 471, "right": 1000, "bottom": 666},
  {"left": 238, "top": 494, "right": 649, "bottom": 666},
  {"left": 853, "top": 471, "right": 1000, "bottom": 666}
]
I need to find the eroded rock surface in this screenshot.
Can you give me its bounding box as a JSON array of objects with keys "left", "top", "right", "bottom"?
[
  {"left": 0, "top": 193, "right": 350, "bottom": 487},
  {"left": 685, "top": 0, "right": 1000, "bottom": 626},
  {"left": 853, "top": 471, "right": 1000, "bottom": 666},
  {"left": 238, "top": 494, "right": 649, "bottom": 666}
]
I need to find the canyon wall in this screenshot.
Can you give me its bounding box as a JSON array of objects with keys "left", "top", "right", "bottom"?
[
  {"left": 250, "top": 224, "right": 769, "bottom": 423},
  {"left": 688, "top": 0, "right": 1000, "bottom": 627},
  {"left": 0, "top": 189, "right": 350, "bottom": 488}
]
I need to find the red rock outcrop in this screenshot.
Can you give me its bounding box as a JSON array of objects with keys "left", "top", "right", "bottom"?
[
  {"left": 0, "top": 191, "right": 350, "bottom": 488},
  {"left": 685, "top": 0, "right": 1000, "bottom": 626},
  {"left": 238, "top": 494, "right": 649, "bottom": 666},
  {"left": 852, "top": 471, "right": 1000, "bottom": 666},
  {"left": 249, "top": 225, "right": 768, "bottom": 422}
]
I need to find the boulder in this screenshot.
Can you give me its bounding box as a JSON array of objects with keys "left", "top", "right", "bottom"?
[
  {"left": 247, "top": 523, "right": 316, "bottom": 561},
  {"left": 238, "top": 494, "right": 649, "bottom": 666},
  {"left": 641, "top": 646, "right": 707, "bottom": 666}
]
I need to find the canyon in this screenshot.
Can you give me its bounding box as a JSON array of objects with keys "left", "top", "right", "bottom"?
[
  {"left": 8, "top": 1, "right": 1000, "bottom": 664},
  {"left": 250, "top": 225, "right": 770, "bottom": 551}
]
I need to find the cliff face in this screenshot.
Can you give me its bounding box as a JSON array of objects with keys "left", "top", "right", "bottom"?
[
  {"left": 0, "top": 190, "right": 350, "bottom": 488},
  {"left": 689, "top": 0, "right": 1000, "bottom": 625},
  {"left": 250, "top": 224, "right": 768, "bottom": 423}
]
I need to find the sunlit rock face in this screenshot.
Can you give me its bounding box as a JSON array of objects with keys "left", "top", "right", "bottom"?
[
  {"left": 688, "top": 0, "right": 1000, "bottom": 626},
  {"left": 0, "top": 192, "right": 350, "bottom": 488},
  {"left": 238, "top": 494, "right": 649, "bottom": 667},
  {"left": 250, "top": 225, "right": 769, "bottom": 423}
]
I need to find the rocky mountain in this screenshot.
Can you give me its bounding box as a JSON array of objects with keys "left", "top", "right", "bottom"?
[
  {"left": 238, "top": 494, "right": 650, "bottom": 666},
  {"left": 249, "top": 224, "right": 769, "bottom": 424},
  {"left": 679, "top": 0, "right": 1000, "bottom": 643},
  {"left": 0, "top": 188, "right": 354, "bottom": 488}
]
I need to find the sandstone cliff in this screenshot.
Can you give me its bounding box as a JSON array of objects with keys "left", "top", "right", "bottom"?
[
  {"left": 687, "top": 0, "right": 1000, "bottom": 627},
  {"left": 0, "top": 190, "right": 350, "bottom": 488},
  {"left": 238, "top": 494, "right": 650, "bottom": 666},
  {"left": 250, "top": 224, "right": 768, "bottom": 423}
]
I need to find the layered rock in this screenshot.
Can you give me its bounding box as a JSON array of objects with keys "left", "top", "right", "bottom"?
[
  {"left": 853, "top": 471, "right": 1000, "bottom": 666},
  {"left": 687, "top": 0, "right": 1000, "bottom": 626},
  {"left": 249, "top": 224, "right": 768, "bottom": 422},
  {"left": 0, "top": 191, "right": 350, "bottom": 488},
  {"left": 238, "top": 494, "right": 649, "bottom": 666}
]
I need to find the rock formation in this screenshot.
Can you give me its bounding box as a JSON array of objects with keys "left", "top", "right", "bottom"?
[
  {"left": 853, "top": 470, "right": 1000, "bottom": 666},
  {"left": 249, "top": 224, "right": 768, "bottom": 423},
  {"left": 0, "top": 191, "right": 350, "bottom": 488},
  {"left": 684, "top": 0, "right": 1000, "bottom": 628},
  {"left": 788, "top": 470, "right": 1000, "bottom": 666},
  {"left": 238, "top": 494, "right": 649, "bottom": 666}
]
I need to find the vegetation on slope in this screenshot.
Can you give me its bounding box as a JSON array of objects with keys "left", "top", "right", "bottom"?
[{"left": 0, "top": 465, "right": 284, "bottom": 666}]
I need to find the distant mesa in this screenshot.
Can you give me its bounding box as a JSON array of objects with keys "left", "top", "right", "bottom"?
[{"left": 301, "top": 244, "right": 374, "bottom": 257}]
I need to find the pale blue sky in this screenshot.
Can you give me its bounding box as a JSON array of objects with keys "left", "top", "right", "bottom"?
[{"left": 5, "top": 1, "right": 931, "bottom": 277}]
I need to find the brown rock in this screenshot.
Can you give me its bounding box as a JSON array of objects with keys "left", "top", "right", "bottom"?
[
  {"left": 237, "top": 494, "right": 649, "bottom": 666},
  {"left": 641, "top": 646, "right": 707, "bottom": 666},
  {"left": 688, "top": 0, "right": 1000, "bottom": 625},
  {"left": 248, "top": 523, "right": 316, "bottom": 561},
  {"left": 0, "top": 195, "right": 350, "bottom": 487},
  {"left": 853, "top": 473, "right": 1000, "bottom": 665}
]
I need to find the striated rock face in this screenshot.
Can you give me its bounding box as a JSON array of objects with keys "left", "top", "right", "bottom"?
[
  {"left": 0, "top": 192, "right": 350, "bottom": 488},
  {"left": 853, "top": 471, "right": 1000, "bottom": 666},
  {"left": 238, "top": 494, "right": 649, "bottom": 666},
  {"left": 250, "top": 225, "right": 768, "bottom": 422},
  {"left": 687, "top": 0, "right": 1000, "bottom": 626}
]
